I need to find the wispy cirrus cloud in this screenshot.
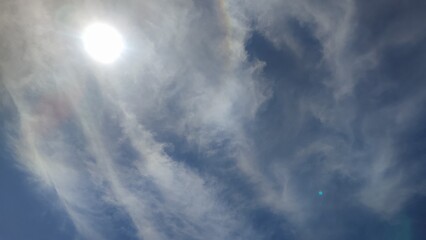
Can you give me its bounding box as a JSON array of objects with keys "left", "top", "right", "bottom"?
[
  {"left": 231, "top": 0, "right": 426, "bottom": 238},
  {"left": 2, "top": 0, "right": 426, "bottom": 240},
  {"left": 1, "top": 0, "right": 266, "bottom": 239}
]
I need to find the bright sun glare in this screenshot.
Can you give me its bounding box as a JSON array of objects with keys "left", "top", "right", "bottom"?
[{"left": 82, "top": 23, "right": 124, "bottom": 64}]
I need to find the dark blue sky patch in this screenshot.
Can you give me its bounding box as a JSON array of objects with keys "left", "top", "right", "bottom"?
[
  {"left": 354, "top": 0, "right": 426, "bottom": 54},
  {"left": 0, "top": 116, "right": 77, "bottom": 240},
  {"left": 401, "top": 195, "right": 426, "bottom": 240},
  {"left": 247, "top": 207, "right": 295, "bottom": 240},
  {"left": 246, "top": 31, "right": 299, "bottom": 76}
]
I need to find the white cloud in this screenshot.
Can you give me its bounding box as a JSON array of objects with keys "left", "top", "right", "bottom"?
[
  {"left": 1, "top": 0, "right": 265, "bottom": 239},
  {"left": 2, "top": 0, "right": 426, "bottom": 239}
]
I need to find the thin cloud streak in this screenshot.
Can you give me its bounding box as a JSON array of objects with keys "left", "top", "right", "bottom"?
[{"left": 2, "top": 0, "right": 265, "bottom": 239}]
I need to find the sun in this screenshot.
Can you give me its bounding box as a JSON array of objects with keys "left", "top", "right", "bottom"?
[{"left": 82, "top": 22, "right": 124, "bottom": 64}]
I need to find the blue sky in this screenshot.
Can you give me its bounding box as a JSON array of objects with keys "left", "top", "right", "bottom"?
[{"left": 1, "top": 0, "right": 426, "bottom": 239}]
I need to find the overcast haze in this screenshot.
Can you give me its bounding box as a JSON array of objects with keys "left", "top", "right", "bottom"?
[{"left": 1, "top": 0, "right": 426, "bottom": 239}]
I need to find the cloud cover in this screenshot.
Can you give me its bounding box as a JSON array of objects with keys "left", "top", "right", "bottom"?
[{"left": 1, "top": 0, "right": 426, "bottom": 239}]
